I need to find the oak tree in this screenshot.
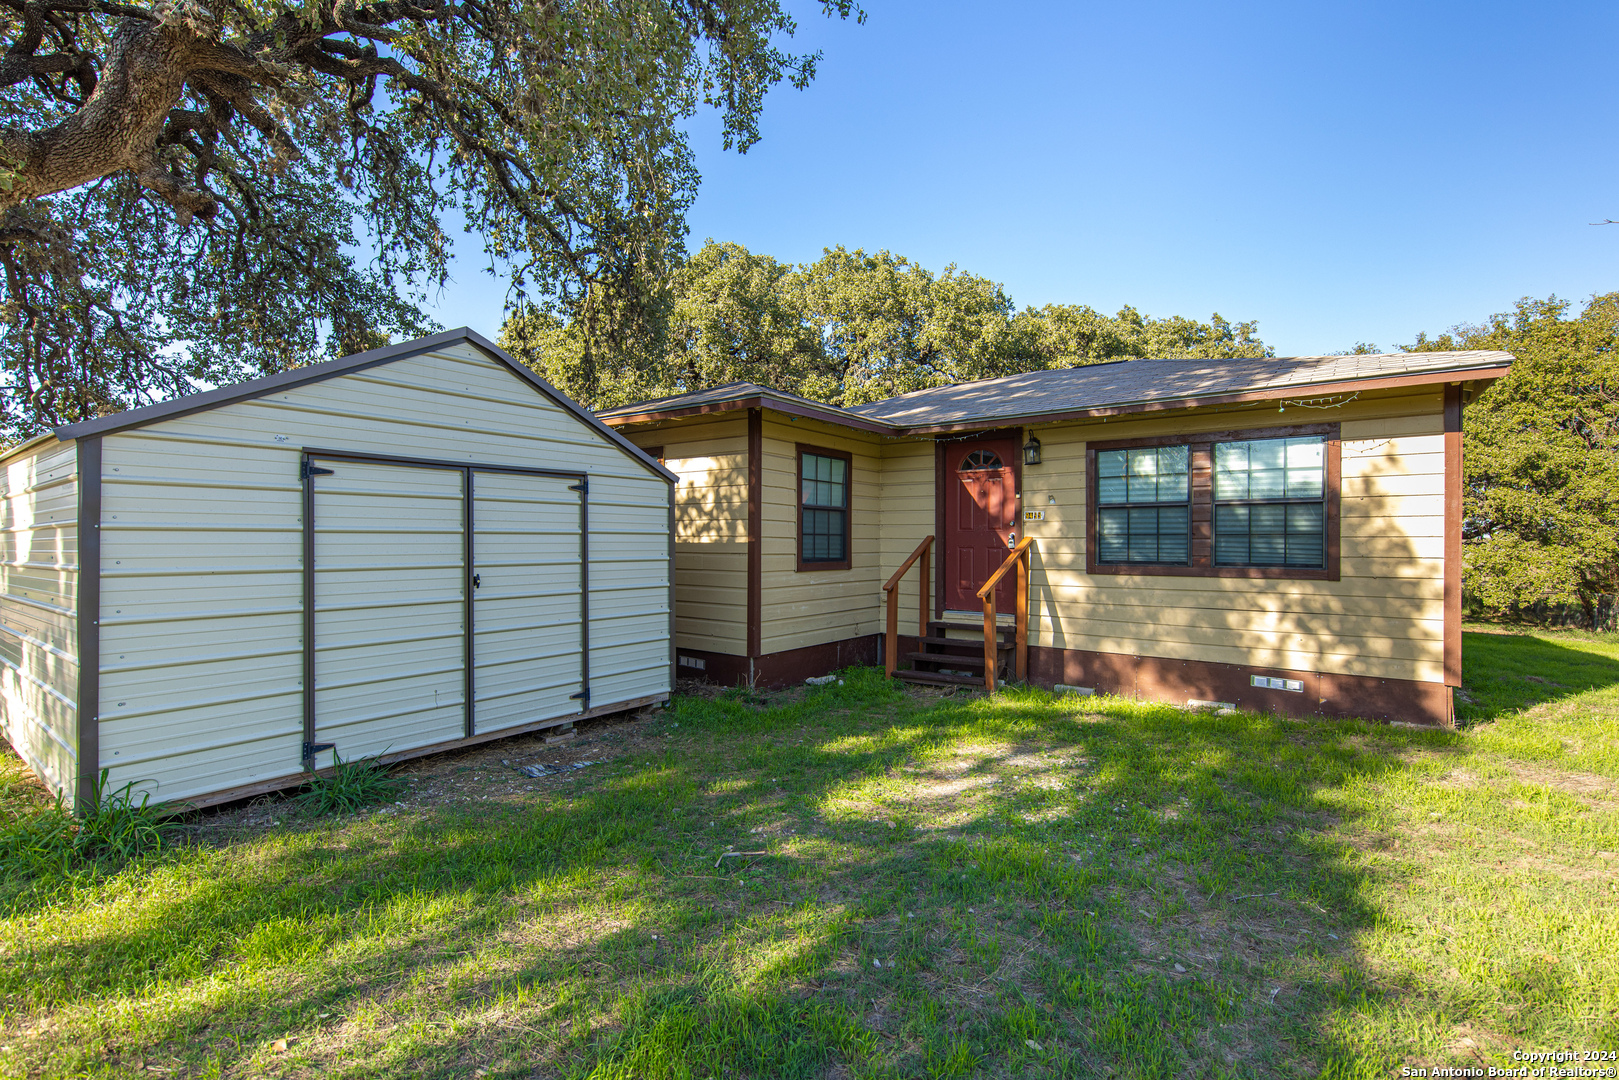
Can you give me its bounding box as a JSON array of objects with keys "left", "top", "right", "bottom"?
[
  {"left": 1411, "top": 294, "right": 1619, "bottom": 622},
  {"left": 0, "top": 0, "right": 860, "bottom": 439},
  {"left": 501, "top": 238, "right": 1272, "bottom": 408}
]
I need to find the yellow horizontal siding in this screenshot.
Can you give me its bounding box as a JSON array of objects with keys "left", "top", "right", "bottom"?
[
  {"left": 1021, "top": 389, "right": 1450, "bottom": 683},
  {"left": 758, "top": 416, "right": 886, "bottom": 655},
  {"left": 626, "top": 418, "right": 748, "bottom": 656}
]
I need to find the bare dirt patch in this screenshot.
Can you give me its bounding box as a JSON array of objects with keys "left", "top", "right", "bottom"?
[
  {"left": 186, "top": 706, "right": 671, "bottom": 834},
  {"left": 1501, "top": 761, "right": 1619, "bottom": 810}
]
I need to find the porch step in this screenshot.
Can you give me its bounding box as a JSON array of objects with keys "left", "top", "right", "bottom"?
[
  {"left": 893, "top": 669, "right": 984, "bottom": 688},
  {"left": 927, "top": 620, "right": 1014, "bottom": 643},
  {"left": 915, "top": 634, "right": 1013, "bottom": 652}
]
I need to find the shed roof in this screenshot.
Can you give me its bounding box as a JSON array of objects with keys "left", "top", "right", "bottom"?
[
  {"left": 597, "top": 350, "right": 1513, "bottom": 435},
  {"left": 16, "top": 329, "right": 674, "bottom": 481}
]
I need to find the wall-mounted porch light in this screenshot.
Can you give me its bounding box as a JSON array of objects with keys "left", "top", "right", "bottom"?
[{"left": 1022, "top": 433, "right": 1042, "bottom": 466}]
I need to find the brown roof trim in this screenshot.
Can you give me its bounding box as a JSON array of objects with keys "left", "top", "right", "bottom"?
[
  {"left": 602, "top": 394, "right": 897, "bottom": 435},
  {"left": 890, "top": 366, "right": 1513, "bottom": 435},
  {"left": 47, "top": 329, "right": 675, "bottom": 484}
]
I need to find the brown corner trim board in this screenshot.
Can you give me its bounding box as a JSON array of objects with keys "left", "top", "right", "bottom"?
[
  {"left": 747, "top": 408, "right": 763, "bottom": 658},
  {"left": 1027, "top": 646, "right": 1451, "bottom": 726},
  {"left": 1443, "top": 383, "right": 1463, "bottom": 690},
  {"left": 74, "top": 435, "right": 103, "bottom": 813}
]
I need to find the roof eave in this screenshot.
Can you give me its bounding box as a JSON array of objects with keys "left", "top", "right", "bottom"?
[{"left": 601, "top": 394, "right": 899, "bottom": 435}]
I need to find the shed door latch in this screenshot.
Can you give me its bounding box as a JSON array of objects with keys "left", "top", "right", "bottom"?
[{"left": 301, "top": 462, "right": 334, "bottom": 481}]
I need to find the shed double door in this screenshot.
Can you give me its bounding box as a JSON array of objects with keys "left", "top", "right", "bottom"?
[{"left": 305, "top": 457, "right": 585, "bottom": 768}]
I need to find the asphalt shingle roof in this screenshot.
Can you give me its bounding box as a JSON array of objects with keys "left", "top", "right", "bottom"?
[
  {"left": 848, "top": 351, "right": 1513, "bottom": 427},
  {"left": 597, "top": 350, "right": 1513, "bottom": 432}
]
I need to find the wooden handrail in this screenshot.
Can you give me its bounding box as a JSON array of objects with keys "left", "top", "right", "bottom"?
[
  {"left": 884, "top": 533, "right": 934, "bottom": 592},
  {"left": 976, "top": 536, "right": 1034, "bottom": 692},
  {"left": 975, "top": 536, "right": 1035, "bottom": 599},
  {"left": 883, "top": 535, "right": 934, "bottom": 677}
]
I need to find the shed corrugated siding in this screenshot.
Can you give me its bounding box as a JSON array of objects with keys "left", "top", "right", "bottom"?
[
  {"left": 0, "top": 438, "right": 79, "bottom": 798},
  {"left": 627, "top": 418, "right": 748, "bottom": 655},
  {"left": 97, "top": 344, "right": 669, "bottom": 803},
  {"left": 759, "top": 417, "right": 882, "bottom": 654},
  {"left": 1021, "top": 390, "right": 1449, "bottom": 683}
]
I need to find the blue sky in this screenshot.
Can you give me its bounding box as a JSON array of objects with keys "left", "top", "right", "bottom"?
[{"left": 424, "top": 0, "right": 1619, "bottom": 356}]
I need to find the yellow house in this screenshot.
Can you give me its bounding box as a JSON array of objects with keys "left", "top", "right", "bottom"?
[{"left": 598, "top": 349, "right": 1512, "bottom": 726}]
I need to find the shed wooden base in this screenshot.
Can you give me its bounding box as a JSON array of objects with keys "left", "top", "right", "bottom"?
[
  {"left": 1027, "top": 646, "right": 1453, "bottom": 727},
  {"left": 167, "top": 694, "right": 669, "bottom": 813}
]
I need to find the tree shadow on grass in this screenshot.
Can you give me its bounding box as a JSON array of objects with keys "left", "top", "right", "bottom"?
[
  {"left": 1457, "top": 628, "right": 1619, "bottom": 723},
  {"left": 0, "top": 672, "right": 1524, "bottom": 1078}
]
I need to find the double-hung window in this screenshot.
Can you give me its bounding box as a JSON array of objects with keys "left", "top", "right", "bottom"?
[
  {"left": 1089, "top": 425, "right": 1338, "bottom": 579},
  {"left": 1213, "top": 436, "right": 1327, "bottom": 568},
  {"left": 1095, "top": 446, "right": 1191, "bottom": 564},
  {"left": 798, "top": 446, "right": 851, "bottom": 570}
]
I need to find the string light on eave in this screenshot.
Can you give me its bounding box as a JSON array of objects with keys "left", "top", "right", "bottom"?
[{"left": 1278, "top": 391, "right": 1360, "bottom": 414}]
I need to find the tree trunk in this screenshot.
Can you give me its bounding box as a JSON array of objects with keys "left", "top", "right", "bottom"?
[{"left": 1, "top": 20, "right": 197, "bottom": 210}]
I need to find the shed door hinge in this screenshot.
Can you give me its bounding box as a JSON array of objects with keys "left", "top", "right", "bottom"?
[
  {"left": 570, "top": 687, "right": 590, "bottom": 707},
  {"left": 302, "top": 741, "right": 335, "bottom": 765},
  {"left": 569, "top": 478, "right": 588, "bottom": 494},
  {"left": 302, "top": 462, "right": 335, "bottom": 481}
]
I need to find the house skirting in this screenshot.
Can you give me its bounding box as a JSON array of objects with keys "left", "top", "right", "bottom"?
[
  {"left": 675, "top": 635, "right": 886, "bottom": 690},
  {"left": 1028, "top": 646, "right": 1452, "bottom": 727}
]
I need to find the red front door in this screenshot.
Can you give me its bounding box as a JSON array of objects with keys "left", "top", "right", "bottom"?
[{"left": 944, "top": 437, "right": 1019, "bottom": 613}]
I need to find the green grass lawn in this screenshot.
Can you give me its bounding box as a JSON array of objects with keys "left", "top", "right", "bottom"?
[{"left": 2, "top": 628, "right": 1617, "bottom": 1078}]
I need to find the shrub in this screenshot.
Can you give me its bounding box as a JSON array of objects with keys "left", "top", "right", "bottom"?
[
  {"left": 0, "top": 769, "right": 168, "bottom": 879},
  {"left": 296, "top": 751, "right": 399, "bottom": 816}
]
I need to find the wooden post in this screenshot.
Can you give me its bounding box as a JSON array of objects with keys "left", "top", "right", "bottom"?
[
  {"left": 1015, "top": 549, "right": 1028, "bottom": 683},
  {"left": 919, "top": 543, "right": 931, "bottom": 640},
  {"left": 983, "top": 594, "right": 997, "bottom": 693},
  {"left": 882, "top": 535, "right": 936, "bottom": 680},
  {"left": 886, "top": 585, "right": 899, "bottom": 678}
]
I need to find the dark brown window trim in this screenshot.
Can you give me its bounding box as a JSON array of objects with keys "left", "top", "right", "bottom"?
[
  {"left": 796, "top": 442, "right": 853, "bottom": 572},
  {"left": 1085, "top": 422, "right": 1341, "bottom": 581}
]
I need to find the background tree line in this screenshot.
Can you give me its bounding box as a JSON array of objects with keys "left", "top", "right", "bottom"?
[
  {"left": 497, "top": 239, "right": 1271, "bottom": 408},
  {"left": 4, "top": 0, "right": 1603, "bottom": 630},
  {"left": 501, "top": 261, "right": 1619, "bottom": 626},
  {"left": 1409, "top": 293, "right": 1619, "bottom": 626}
]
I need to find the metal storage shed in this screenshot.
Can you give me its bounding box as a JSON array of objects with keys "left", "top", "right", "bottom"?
[{"left": 0, "top": 329, "right": 674, "bottom": 810}]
